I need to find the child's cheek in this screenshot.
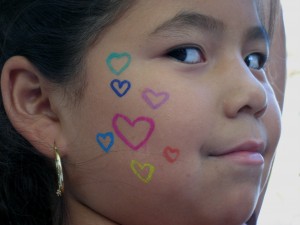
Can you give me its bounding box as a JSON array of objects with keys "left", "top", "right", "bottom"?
[{"left": 94, "top": 51, "right": 181, "bottom": 184}]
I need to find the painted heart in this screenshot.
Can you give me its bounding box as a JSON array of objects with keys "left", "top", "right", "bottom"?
[
  {"left": 96, "top": 132, "right": 114, "bottom": 153},
  {"left": 142, "top": 88, "right": 170, "bottom": 109},
  {"left": 130, "top": 159, "right": 155, "bottom": 184},
  {"left": 110, "top": 79, "right": 131, "bottom": 97},
  {"left": 106, "top": 52, "right": 131, "bottom": 75},
  {"left": 112, "top": 113, "right": 155, "bottom": 151},
  {"left": 163, "top": 146, "right": 180, "bottom": 163}
]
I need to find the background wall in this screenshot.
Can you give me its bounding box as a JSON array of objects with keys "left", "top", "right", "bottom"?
[{"left": 258, "top": 1, "right": 300, "bottom": 224}]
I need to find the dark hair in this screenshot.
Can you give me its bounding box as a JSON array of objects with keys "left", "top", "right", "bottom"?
[
  {"left": 256, "top": 0, "right": 280, "bottom": 41},
  {"left": 0, "top": 1, "right": 132, "bottom": 225}
]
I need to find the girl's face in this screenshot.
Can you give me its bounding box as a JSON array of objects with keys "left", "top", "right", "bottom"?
[{"left": 61, "top": 0, "right": 281, "bottom": 224}]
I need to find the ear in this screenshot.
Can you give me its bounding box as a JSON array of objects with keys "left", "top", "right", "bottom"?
[{"left": 1, "top": 56, "right": 66, "bottom": 159}]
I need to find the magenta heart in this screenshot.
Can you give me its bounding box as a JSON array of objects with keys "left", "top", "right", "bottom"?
[
  {"left": 142, "top": 88, "right": 170, "bottom": 110},
  {"left": 112, "top": 114, "right": 155, "bottom": 151}
]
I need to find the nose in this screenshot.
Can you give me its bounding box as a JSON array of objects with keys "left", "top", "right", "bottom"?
[{"left": 222, "top": 62, "right": 268, "bottom": 119}]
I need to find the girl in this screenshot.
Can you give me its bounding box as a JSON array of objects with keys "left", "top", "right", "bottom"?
[{"left": 0, "top": 0, "right": 286, "bottom": 225}]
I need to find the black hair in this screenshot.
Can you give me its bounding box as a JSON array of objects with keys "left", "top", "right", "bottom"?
[{"left": 0, "top": 1, "right": 132, "bottom": 225}]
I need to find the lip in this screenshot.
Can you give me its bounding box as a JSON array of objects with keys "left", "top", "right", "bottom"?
[{"left": 210, "top": 140, "right": 266, "bottom": 166}]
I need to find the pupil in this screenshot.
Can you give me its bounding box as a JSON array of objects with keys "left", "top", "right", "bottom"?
[
  {"left": 246, "top": 55, "right": 255, "bottom": 67},
  {"left": 169, "top": 49, "right": 187, "bottom": 61}
]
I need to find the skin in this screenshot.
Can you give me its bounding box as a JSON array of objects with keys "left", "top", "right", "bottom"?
[
  {"left": 249, "top": 0, "right": 286, "bottom": 224},
  {"left": 1, "top": 0, "right": 286, "bottom": 225}
]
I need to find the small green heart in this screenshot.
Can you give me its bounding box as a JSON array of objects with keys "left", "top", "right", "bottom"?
[{"left": 106, "top": 52, "right": 131, "bottom": 75}]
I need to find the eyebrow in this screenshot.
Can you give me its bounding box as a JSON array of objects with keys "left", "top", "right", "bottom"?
[
  {"left": 150, "top": 11, "right": 225, "bottom": 36},
  {"left": 244, "top": 26, "right": 270, "bottom": 47},
  {"left": 150, "top": 11, "right": 270, "bottom": 45}
]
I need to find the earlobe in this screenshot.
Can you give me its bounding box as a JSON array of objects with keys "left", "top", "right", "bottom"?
[{"left": 1, "top": 56, "right": 65, "bottom": 159}]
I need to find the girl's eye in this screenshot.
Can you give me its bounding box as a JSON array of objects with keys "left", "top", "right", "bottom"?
[
  {"left": 244, "top": 53, "right": 267, "bottom": 70},
  {"left": 166, "top": 47, "right": 206, "bottom": 64}
]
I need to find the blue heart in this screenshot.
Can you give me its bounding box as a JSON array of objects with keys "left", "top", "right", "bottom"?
[
  {"left": 106, "top": 52, "right": 131, "bottom": 75},
  {"left": 96, "top": 132, "right": 114, "bottom": 153},
  {"left": 110, "top": 79, "right": 131, "bottom": 97}
]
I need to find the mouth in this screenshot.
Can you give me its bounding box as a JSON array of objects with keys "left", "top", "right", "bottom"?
[{"left": 209, "top": 140, "right": 266, "bottom": 166}]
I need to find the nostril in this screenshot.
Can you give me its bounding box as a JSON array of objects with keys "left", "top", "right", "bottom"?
[
  {"left": 237, "top": 105, "right": 252, "bottom": 115},
  {"left": 237, "top": 103, "right": 267, "bottom": 118},
  {"left": 254, "top": 104, "right": 267, "bottom": 118}
]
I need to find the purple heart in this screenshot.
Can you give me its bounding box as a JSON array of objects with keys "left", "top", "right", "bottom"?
[{"left": 142, "top": 88, "right": 170, "bottom": 109}]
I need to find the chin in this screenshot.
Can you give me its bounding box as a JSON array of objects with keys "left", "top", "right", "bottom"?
[
  {"left": 197, "top": 205, "right": 255, "bottom": 225},
  {"left": 195, "top": 184, "right": 261, "bottom": 225},
  {"left": 218, "top": 189, "right": 259, "bottom": 225},
  {"left": 168, "top": 194, "right": 259, "bottom": 225}
]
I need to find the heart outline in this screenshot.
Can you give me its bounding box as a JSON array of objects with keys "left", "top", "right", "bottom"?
[
  {"left": 142, "top": 88, "right": 170, "bottom": 110},
  {"left": 110, "top": 79, "right": 131, "bottom": 97},
  {"left": 112, "top": 113, "right": 155, "bottom": 151},
  {"left": 106, "top": 52, "right": 131, "bottom": 75},
  {"left": 163, "top": 146, "right": 180, "bottom": 163},
  {"left": 96, "top": 132, "right": 114, "bottom": 153},
  {"left": 130, "top": 159, "right": 155, "bottom": 184}
]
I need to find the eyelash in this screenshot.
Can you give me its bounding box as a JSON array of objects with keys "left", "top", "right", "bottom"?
[
  {"left": 244, "top": 53, "right": 267, "bottom": 70},
  {"left": 166, "top": 46, "right": 206, "bottom": 64},
  {"left": 166, "top": 45, "right": 267, "bottom": 71}
]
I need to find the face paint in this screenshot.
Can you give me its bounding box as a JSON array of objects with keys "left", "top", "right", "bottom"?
[
  {"left": 163, "top": 146, "right": 180, "bottom": 163},
  {"left": 112, "top": 113, "right": 155, "bottom": 151},
  {"left": 106, "top": 52, "right": 131, "bottom": 75},
  {"left": 142, "top": 88, "right": 170, "bottom": 110},
  {"left": 130, "top": 159, "right": 155, "bottom": 184},
  {"left": 110, "top": 79, "right": 131, "bottom": 97},
  {"left": 96, "top": 132, "right": 115, "bottom": 153},
  {"left": 104, "top": 52, "right": 174, "bottom": 185}
]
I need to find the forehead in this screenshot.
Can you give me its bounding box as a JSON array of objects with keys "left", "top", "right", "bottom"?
[
  {"left": 106, "top": 0, "right": 264, "bottom": 43},
  {"left": 127, "top": 0, "right": 260, "bottom": 27},
  {"left": 95, "top": 0, "right": 266, "bottom": 51}
]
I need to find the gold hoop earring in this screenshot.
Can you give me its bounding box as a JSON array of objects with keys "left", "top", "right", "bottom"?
[{"left": 54, "top": 143, "right": 64, "bottom": 196}]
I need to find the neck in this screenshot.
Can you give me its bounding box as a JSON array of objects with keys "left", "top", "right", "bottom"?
[{"left": 63, "top": 192, "right": 120, "bottom": 225}]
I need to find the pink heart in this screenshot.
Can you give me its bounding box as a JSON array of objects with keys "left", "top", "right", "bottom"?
[
  {"left": 112, "top": 114, "right": 155, "bottom": 151},
  {"left": 142, "top": 88, "right": 170, "bottom": 110}
]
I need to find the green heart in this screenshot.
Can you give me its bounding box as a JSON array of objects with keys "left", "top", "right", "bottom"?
[{"left": 106, "top": 52, "right": 131, "bottom": 75}]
